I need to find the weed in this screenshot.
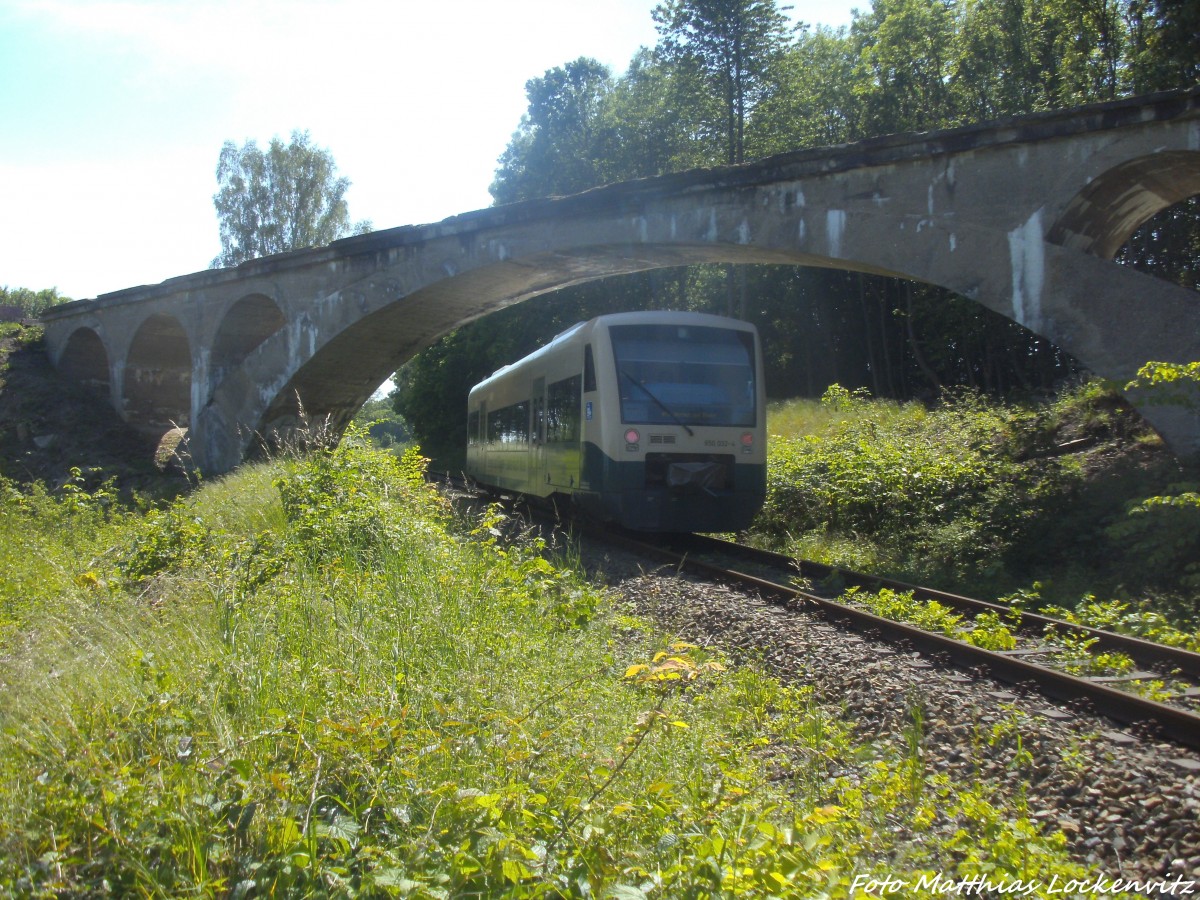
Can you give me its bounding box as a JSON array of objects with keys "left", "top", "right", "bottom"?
[
  {"left": 756, "top": 380, "right": 1200, "bottom": 633},
  {"left": 0, "top": 438, "right": 1112, "bottom": 895},
  {"left": 964, "top": 611, "right": 1019, "bottom": 651}
]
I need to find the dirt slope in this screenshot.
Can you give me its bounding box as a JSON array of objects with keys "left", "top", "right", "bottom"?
[{"left": 0, "top": 325, "right": 183, "bottom": 497}]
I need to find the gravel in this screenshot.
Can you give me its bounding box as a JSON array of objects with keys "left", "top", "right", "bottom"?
[{"left": 581, "top": 544, "right": 1200, "bottom": 884}]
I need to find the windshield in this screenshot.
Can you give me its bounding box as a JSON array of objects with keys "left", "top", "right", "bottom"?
[{"left": 610, "top": 323, "right": 757, "bottom": 427}]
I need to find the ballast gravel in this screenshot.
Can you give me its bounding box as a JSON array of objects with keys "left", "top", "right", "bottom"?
[{"left": 580, "top": 547, "right": 1200, "bottom": 885}]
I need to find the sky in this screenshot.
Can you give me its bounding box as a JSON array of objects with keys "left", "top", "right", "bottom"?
[{"left": 1, "top": 0, "right": 861, "bottom": 301}]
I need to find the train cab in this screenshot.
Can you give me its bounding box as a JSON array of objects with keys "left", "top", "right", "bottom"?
[{"left": 466, "top": 311, "right": 766, "bottom": 532}]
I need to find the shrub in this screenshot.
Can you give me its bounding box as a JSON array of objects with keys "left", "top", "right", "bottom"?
[{"left": 758, "top": 388, "right": 1059, "bottom": 584}]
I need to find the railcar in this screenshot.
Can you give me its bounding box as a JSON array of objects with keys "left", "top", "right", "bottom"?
[{"left": 465, "top": 310, "right": 766, "bottom": 532}]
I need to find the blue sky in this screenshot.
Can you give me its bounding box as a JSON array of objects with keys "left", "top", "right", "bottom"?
[{"left": 1, "top": 0, "right": 860, "bottom": 300}]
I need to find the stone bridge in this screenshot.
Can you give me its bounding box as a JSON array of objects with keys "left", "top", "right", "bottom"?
[{"left": 41, "top": 86, "right": 1200, "bottom": 474}]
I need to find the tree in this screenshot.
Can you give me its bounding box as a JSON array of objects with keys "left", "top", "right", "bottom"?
[
  {"left": 750, "top": 25, "right": 860, "bottom": 155},
  {"left": 652, "top": 0, "right": 793, "bottom": 165},
  {"left": 490, "top": 58, "right": 616, "bottom": 205},
  {"left": 605, "top": 49, "right": 717, "bottom": 177},
  {"left": 0, "top": 286, "right": 71, "bottom": 318},
  {"left": 211, "top": 130, "right": 371, "bottom": 268},
  {"left": 1126, "top": 0, "right": 1200, "bottom": 92},
  {"left": 851, "top": 0, "right": 958, "bottom": 134}
]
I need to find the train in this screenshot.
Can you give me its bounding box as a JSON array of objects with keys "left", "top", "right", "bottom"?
[{"left": 465, "top": 310, "right": 767, "bottom": 532}]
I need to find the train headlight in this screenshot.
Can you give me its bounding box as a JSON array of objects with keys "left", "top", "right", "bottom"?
[
  {"left": 741, "top": 432, "right": 754, "bottom": 453},
  {"left": 625, "top": 429, "right": 640, "bottom": 448}
]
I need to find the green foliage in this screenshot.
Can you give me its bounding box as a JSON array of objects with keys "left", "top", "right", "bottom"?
[
  {"left": 0, "top": 441, "right": 1100, "bottom": 896},
  {"left": 211, "top": 130, "right": 371, "bottom": 268},
  {"left": 120, "top": 497, "right": 218, "bottom": 580},
  {"left": 652, "top": 0, "right": 792, "bottom": 164},
  {"left": 351, "top": 396, "right": 411, "bottom": 450},
  {"left": 1106, "top": 486, "right": 1200, "bottom": 591},
  {"left": 1040, "top": 595, "right": 1200, "bottom": 653},
  {"left": 490, "top": 58, "right": 616, "bottom": 204},
  {"left": 1040, "top": 624, "right": 1137, "bottom": 677},
  {"left": 0, "top": 468, "right": 125, "bottom": 643},
  {"left": 274, "top": 435, "right": 441, "bottom": 564},
  {"left": 851, "top": 0, "right": 958, "bottom": 134},
  {"left": 963, "top": 611, "right": 1019, "bottom": 651},
  {"left": 843, "top": 586, "right": 1020, "bottom": 650},
  {"left": 846, "top": 586, "right": 962, "bottom": 635},
  {"left": 756, "top": 381, "right": 1200, "bottom": 624},
  {"left": 1125, "top": 360, "right": 1200, "bottom": 408},
  {"left": 760, "top": 386, "right": 1051, "bottom": 583},
  {"left": 0, "top": 286, "right": 71, "bottom": 318}
]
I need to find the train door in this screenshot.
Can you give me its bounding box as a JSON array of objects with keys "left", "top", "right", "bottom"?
[
  {"left": 531, "top": 377, "right": 547, "bottom": 494},
  {"left": 474, "top": 400, "right": 488, "bottom": 479},
  {"left": 582, "top": 343, "right": 598, "bottom": 440}
]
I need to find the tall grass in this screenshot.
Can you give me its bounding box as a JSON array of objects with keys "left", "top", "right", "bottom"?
[
  {"left": 766, "top": 387, "right": 917, "bottom": 441},
  {"left": 756, "top": 382, "right": 1200, "bottom": 633},
  {"left": 0, "top": 438, "right": 1098, "bottom": 896}
]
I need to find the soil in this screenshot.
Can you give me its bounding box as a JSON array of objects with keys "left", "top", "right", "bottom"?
[{"left": 0, "top": 324, "right": 187, "bottom": 500}]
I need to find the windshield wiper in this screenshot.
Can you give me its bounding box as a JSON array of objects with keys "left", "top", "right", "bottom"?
[{"left": 620, "top": 370, "right": 695, "bottom": 437}]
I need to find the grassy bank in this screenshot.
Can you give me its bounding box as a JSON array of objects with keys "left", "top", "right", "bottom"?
[
  {"left": 0, "top": 437, "right": 1101, "bottom": 897},
  {"left": 752, "top": 383, "right": 1200, "bottom": 634}
]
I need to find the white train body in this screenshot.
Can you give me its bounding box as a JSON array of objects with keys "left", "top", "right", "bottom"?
[{"left": 465, "top": 311, "right": 767, "bottom": 532}]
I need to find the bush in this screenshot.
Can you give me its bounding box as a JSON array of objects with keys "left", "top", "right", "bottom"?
[{"left": 758, "top": 387, "right": 1058, "bottom": 584}]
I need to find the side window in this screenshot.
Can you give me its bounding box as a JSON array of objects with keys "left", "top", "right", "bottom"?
[
  {"left": 546, "top": 375, "right": 581, "bottom": 443},
  {"left": 584, "top": 344, "right": 596, "bottom": 393}
]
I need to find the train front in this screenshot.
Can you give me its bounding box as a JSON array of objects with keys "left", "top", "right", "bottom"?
[{"left": 582, "top": 313, "right": 767, "bottom": 533}]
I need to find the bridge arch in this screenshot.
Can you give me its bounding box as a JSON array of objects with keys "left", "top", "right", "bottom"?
[
  {"left": 1048, "top": 151, "right": 1200, "bottom": 259},
  {"left": 209, "top": 221, "right": 1021, "bottom": 455},
  {"left": 200, "top": 180, "right": 1199, "bottom": 473},
  {"left": 58, "top": 326, "right": 112, "bottom": 404},
  {"left": 210, "top": 293, "right": 286, "bottom": 390},
  {"left": 124, "top": 313, "right": 192, "bottom": 437}
]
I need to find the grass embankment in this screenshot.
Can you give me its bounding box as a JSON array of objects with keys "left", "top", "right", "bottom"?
[
  {"left": 753, "top": 383, "right": 1200, "bottom": 639},
  {"left": 0, "top": 438, "right": 1101, "bottom": 897}
]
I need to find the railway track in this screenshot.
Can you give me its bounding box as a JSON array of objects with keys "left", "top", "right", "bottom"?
[
  {"left": 436, "top": 474, "right": 1200, "bottom": 752},
  {"left": 584, "top": 525, "right": 1200, "bottom": 753},
  {"left": 437, "top": 476, "right": 1200, "bottom": 877}
]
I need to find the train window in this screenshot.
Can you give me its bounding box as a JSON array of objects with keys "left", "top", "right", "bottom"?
[
  {"left": 486, "top": 401, "right": 530, "bottom": 444},
  {"left": 610, "top": 324, "right": 756, "bottom": 427},
  {"left": 510, "top": 402, "right": 529, "bottom": 443},
  {"left": 583, "top": 345, "right": 596, "bottom": 393},
  {"left": 546, "top": 375, "right": 582, "bottom": 443}
]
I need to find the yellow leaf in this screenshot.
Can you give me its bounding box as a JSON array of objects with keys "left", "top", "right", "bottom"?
[
  {"left": 806, "top": 804, "right": 845, "bottom": 825},
  {"left": 502, "top": 859, "right": 532, "bottom": 883},
  {"left": 624, "top": 664, "right": 649, "bottom": 678},
  {"left": 669, "top": 720, "right": 689, "bottom": 728}
]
